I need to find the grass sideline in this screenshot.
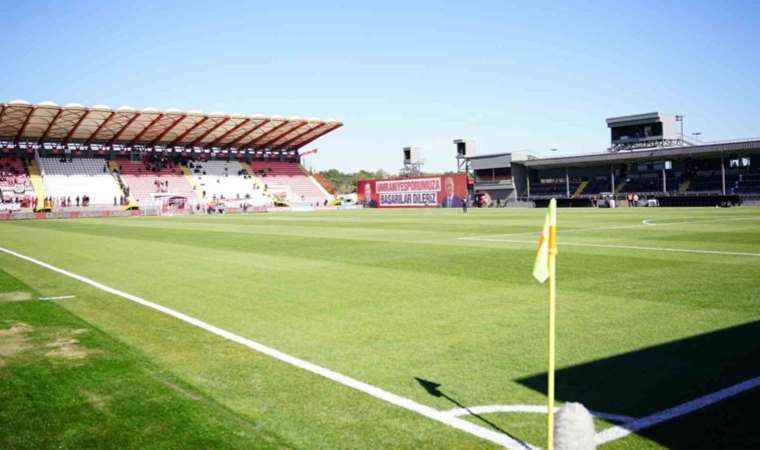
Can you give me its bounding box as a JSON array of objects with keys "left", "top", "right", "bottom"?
[
  {"left": 0, "top": 268, "right": 288, "bottom": 449},
  {"left": 0, "top": 207, "right": 759, "bottom": 449}
]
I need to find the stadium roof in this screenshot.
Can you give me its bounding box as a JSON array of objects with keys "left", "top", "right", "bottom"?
[
  {"left": 0, "top": 100, "right": 342, "bottom": 150},
  {"left": 518, "top": 139, "right": 760, "bottom": 169}
]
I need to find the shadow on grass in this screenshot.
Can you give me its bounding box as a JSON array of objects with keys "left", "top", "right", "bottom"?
[
  {"left": 516, "top": 320, "right": 760, "bottom": 449},
  {"left": 414, "top": 377, "right": 531, "bottom": 449}
]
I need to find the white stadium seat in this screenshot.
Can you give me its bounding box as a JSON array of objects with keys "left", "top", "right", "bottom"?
[
  {"left": 39, "top": 158, "right": 123, "bottom": 205},
  {"left": 192, "top": 160, "right": 268, "bottom": 205}
]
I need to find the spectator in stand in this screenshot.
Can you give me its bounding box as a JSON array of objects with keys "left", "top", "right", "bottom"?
[{"left": 76, "top": 196, "right": 80, "bottom": 207}]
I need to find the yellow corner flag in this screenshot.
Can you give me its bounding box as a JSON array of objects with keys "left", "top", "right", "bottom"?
[
  {"left": 533, "top": 198, "right": 558, "bottom": 450},
  {"left": 532, "top": 198, "right": 557, "bottom": 283}
]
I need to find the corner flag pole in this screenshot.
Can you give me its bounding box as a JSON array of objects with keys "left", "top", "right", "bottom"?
[
  {"left": 531, "top": 198, "right": 558, "bottom": 450},
  {"left": 547, "top": 245, "right": 557, "bottom": 450},
  {"left": 546, "top": 199, "right": 558, "bottom": 450}
]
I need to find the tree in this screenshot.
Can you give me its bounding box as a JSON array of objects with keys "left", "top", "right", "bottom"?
[{"left": 318, "top": 169, "right": 395, "bottom": 195}]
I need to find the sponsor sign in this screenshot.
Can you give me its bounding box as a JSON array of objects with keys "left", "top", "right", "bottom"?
[
  {"left": 0, "top": 203, "right": 21, "bottom": 212},
  {"left": 357, "top": 174, "right": 468, "bottom": 208}
]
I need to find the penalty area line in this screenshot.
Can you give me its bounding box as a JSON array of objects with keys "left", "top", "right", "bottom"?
[{"left": 0, "top": 245, "right": 532, "bottom": 450}]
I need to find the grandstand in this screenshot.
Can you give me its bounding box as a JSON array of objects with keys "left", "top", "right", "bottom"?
[
  {"left": 0, "top": 100, "right": 342, "bottom": 213},
  {"left": 0, "top": 156, "right": 34, "bottom": 206},
  {"left": 115, "top": 158, "right": 196, "bottom": 206},
  {"left": 187, "top": 159, "right": 269, "bottom": 206},
  {"left": 465, "top": 113, "right": 760, "bottom": 207},
  {"left": 251, "top": 160, "right": 331, "bottom": 204},
  {"left": 39, "top": 157, "right": 122, "bottom": 206}
]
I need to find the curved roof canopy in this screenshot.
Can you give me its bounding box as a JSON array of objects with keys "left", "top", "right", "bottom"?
[{"left": 0, "top": 101, "right": 342, "bottom": 150}]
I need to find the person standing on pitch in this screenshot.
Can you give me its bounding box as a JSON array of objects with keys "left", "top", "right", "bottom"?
[{"left": 462, "top": 194, "right": 468, "bottom": 213}]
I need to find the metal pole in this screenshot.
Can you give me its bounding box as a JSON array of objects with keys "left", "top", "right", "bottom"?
[
  {"left": 610, "top": 165, "right": 615, "bottom": 194},
  {"left": 547, "top": 251, "right": 557, "bottom": 450},
  {"left": 565, "top": 167, "right": 570, "bottom": 198},
  {"left": 721, "top": 151, "right": 726, "bottom": 195},
  {"left": 662, "top": 168, "right": 667, "bottom": 193},
  {"left": 526, "top": 175, "right": 530, "bottom": 199}
]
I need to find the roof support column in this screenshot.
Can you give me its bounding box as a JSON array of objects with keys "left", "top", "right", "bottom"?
[
  {"left": 610, "top": 165, "right": 615, "bottom": 196},
  {"left": 565, "top": 167, "right": 570, "bottom": 198},
  {"left": 526, "top": 173, "right": 530, "bottom": 200},
  {"left": 721, "top": 151, "right": 726, "bottom": 195}
]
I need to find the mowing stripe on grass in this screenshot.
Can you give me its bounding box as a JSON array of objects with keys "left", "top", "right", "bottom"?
[
  {"left": 0, "top": 245, "right": 532, "bottom": 450},
  {"left": 457, "top": 237, "right": 760, "bottom": 257},
  {"left": 595, "top": 375, "right": 760, "bottom": 445}
]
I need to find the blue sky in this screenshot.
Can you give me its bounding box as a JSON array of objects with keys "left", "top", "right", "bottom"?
[{"left": 2, "top": 0, "right": 759, "bottom": 172}]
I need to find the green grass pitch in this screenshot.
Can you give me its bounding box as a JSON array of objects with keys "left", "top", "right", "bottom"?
[{"left": 1, "top": 207, "right": 759, "bottom": 449}]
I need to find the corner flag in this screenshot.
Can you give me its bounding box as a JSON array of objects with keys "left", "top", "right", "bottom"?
[
  {"left": 533, "top": 198, "right": 558, "bottom": 450},
  {"left": 532, "top": 198, "right": 557, "bottom": 283}
]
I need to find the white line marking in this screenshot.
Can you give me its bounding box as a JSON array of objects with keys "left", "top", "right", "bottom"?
[
  {"left": 460, "top": 216, "right": 760, "bottom": 241},
  {"left": 595, "top": 375, "right": 760, "bottom": 445},
  {"left": 0, "top": 246, "right": 531, "bottom": 450},
  {"left": 457, "top": 237, "right": 760, "bottom": 257},
  {"left": 636, "top": 216, "right": 760, "bottom": 227},
  {"left": 443, "top": 404, "right": 635, "bottom": 423},
  {"left": 38, "top": 295, "right": 76, "bottom": 300}
]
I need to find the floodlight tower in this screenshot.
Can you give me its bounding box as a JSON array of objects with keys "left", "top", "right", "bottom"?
[
  {"left": 400, "top": 146, "right": 424, "bottom": 177},
  {"left": 454, "top": 139, "right": 475, "bottom": 173}
]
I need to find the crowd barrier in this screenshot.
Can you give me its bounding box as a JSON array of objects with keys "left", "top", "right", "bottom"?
[
  {"left": 655, "top": 195, "right": 741, "bottom": 207},
  {"left": 531, "top": 195, "right": 745, "bottom": 208},
  {"left": 0, "top": 209, "right": 146, "bottom": 221},
  {"left": 0, "top": 205, "right": 273, "bottom": 220}
]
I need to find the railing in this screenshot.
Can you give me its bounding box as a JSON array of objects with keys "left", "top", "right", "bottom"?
[{"left": 313, "top": 172, "right": 337, "bottom": 195}]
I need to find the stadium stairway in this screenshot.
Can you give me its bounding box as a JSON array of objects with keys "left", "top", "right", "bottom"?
[
  {"left": 108, "top": 161, "right": 138, "bottom": 208},
  {"left": 179, "top": 165, "right": 204, "bottom": 202},
  {"left": 302, "top": 165, "right": 334, "bottom": 200},
  {"left": 313, "top": 172, "right": 337, "bottom": 195},
  {"left": 238, "top": 162, "right": 266, "bottom": 190},
  {"left": 678, "top": 179, "right": 691, "bottom": 193},
  {"left": 614, "top": 180, "right": 626, "bottom": 194},
  {"left": 251, "top": 161, "right": 330, "bottom": 203},
  {"left": 572, "top": 180, "right": 588, "bottom": 198},
  {"left": 24, "top": 159, "right": 48, "bottom": 211}
]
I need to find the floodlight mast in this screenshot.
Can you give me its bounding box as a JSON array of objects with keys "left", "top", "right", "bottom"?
[
  {"left": 454, "top": 139, "right": 474, "bottom": 174},
  {"left": 400, "top": 146, "right": 424, "bottom": 177}
]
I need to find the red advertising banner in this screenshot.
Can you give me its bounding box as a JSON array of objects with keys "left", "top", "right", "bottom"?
[{"left": 357, "top": 174, "right": 468, "bottom": 208}]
